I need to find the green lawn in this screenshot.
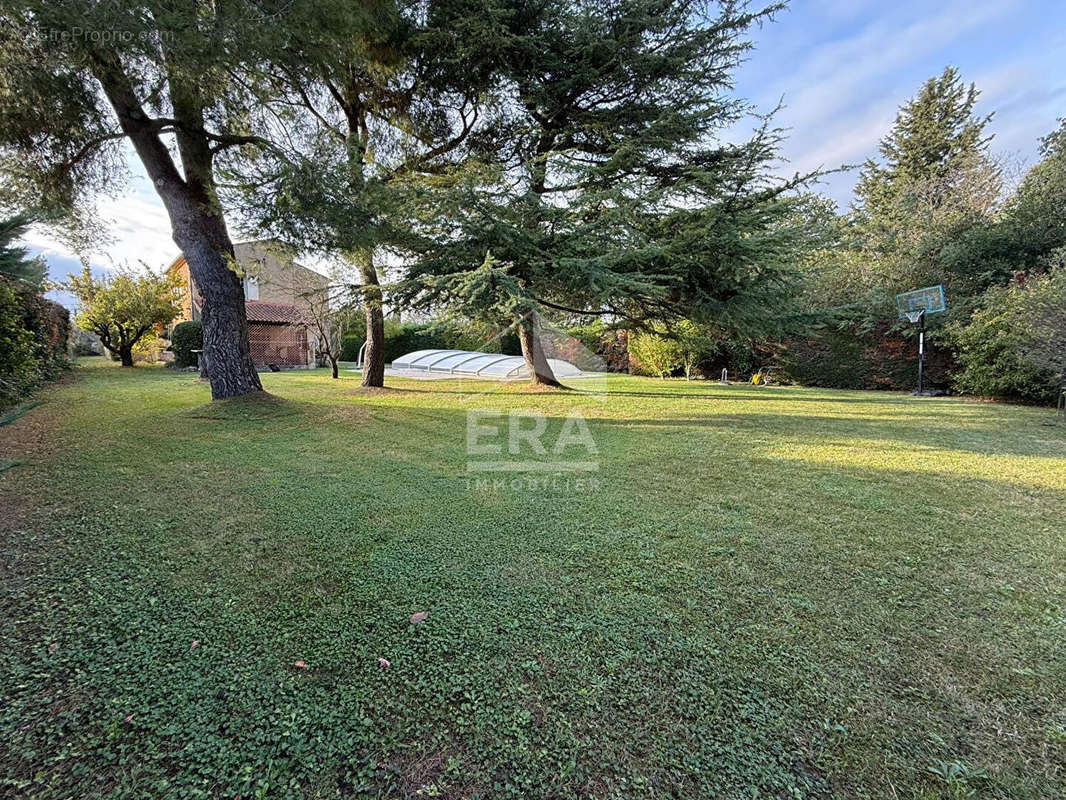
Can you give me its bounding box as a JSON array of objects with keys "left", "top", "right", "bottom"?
[{"left": 2, "top": 359, "right": 1065, "bottom": 799}]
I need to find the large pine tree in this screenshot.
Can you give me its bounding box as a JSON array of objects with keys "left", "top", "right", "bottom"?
[
  {"left": 857, "top": 66, "right": 991, "bottom": 201},
  {"left": 0, "top": 1, "right": 302, "bottom": 397},
  {"left": 852, "top": 66, "right": 1000, "bottom": 296},
  {"left": 398, "top": 0, "right": 816, "bottom": 385}
]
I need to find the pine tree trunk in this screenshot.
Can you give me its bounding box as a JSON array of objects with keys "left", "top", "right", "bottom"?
[
  {"left": 356, "top": 250, "right": 385, "bottom": 388},
  {"left": 174, "top": 227, "right": 262, "bottom": 398},
  {"left": 91, "top": 51, "right": 262, "bottom": 401},
  {"left": 517, "top": 313, "right": 563, "bottom": 387}
]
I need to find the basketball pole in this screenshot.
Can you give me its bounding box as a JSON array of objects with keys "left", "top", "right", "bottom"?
[
  {"left": 897, "top": 286, "right": 945, "bottom": 396},
  {"left": 916, "top": 309, "right": 926, "bottom": 395}
]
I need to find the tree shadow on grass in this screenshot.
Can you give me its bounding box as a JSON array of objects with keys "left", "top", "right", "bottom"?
[
  {"left": 379, "top": 380, "right": 955, "bottom": 405},
  {"left": 599, "top": 389, "right": 944, "bottom": 404},
  {"left": 592, "top": 413, "right": 1066, "bottom": 459},
  {"left": 11, "top": 379, "right": 1066, "bottom": 799},
  {"left": 372, "top": 383, "right": 586, "bottom": 397},
  {"left": 180, "top": 391, "right": 300, "bottom": 421}
]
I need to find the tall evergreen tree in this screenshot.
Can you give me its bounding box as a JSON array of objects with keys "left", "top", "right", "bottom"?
[
  {"left": 0, "top": 214, "right": 46, "bottom": 290},
  {"left": 224, "top": 0, "right": 493, "bottom": 387},
  {"left": 399, "top": 0, "right": 815, "bottom": 385},
  {"left": 852, "top": 66, "right": 1000, "bottom": 296},
  {"left": 856, "top": 66, "right": 991, "bottom": 205}
]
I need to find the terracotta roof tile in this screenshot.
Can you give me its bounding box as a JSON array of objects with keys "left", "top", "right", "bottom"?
[{"left": 245, "top": 301, "right": 310, "bottom": 325}]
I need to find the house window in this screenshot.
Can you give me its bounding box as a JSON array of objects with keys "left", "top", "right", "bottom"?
[{"left": 244, "top": 276, "right": 259, "bottom": 300}]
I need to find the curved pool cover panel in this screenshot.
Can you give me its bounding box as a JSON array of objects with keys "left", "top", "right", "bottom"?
[{"left": 391, "top": 349, "right": 583, "bottom": 379}]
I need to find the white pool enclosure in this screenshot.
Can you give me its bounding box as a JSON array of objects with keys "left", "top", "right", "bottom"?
[{"left": 390, "top": 349, "right": 584, "bottom": 380}]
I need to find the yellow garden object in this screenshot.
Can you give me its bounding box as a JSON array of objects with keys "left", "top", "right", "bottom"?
[{"left": 751, "top": 366, "right": 776, "bottom": 385}]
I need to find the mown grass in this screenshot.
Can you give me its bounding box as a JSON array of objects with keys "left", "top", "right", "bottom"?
[{"left": 1, "top": 357, "right": 1064, "bottom": 799}]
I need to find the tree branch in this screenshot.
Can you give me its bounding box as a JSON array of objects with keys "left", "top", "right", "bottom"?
[{"left": 62, "top": 131, "right": 128, "bottom": 170}]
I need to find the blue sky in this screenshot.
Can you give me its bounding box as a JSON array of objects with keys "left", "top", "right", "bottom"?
[
  {"left": 30, "top": 0, "right": 1066, "bottom": 307},
  {"left": 733, "top": 0, "right": 1066, "bottom": 202}
]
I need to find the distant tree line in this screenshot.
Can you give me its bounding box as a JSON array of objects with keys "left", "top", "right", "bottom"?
[
  {"left": 630, "top": 69, "right": 1066, "bottom": 401},
  {"left": 776, "top": 68, "right": 1066, "bottom": 400}
]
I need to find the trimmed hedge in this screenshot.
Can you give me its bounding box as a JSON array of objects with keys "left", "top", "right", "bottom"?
[
  {"left": 776, "top": 330, "right": 870, "bottom": 390},
  {"left": 775, "top": 323, "right": 953, "bottom": 392},
  {"left": 0, "top": 276, "right": 69, "bottom": 408},
  {"left": 170, "top": 321, "right": 203, "bottom": 368},
  {"left": 340, "top": 319, "right": 522, "bottom": 363}
]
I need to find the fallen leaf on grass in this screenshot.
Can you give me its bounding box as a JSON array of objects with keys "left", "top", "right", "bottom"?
[
  {"left": 378, "top": 657, "right": 391, "bottom": 668},
  {"left": 190, "top": 640, "right": 200, "bottom": 651},
  {"left": 47, "top": 642, "right": 58, "bottom": 653},
  {"left": 410, "top": 611, "right": 429, "bottom": 624},
  {"left": 294, "top": 660, "right": 307, "bottom": 669}
]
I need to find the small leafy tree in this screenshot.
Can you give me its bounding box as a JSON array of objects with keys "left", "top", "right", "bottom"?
[
  {"left": 676, "top": 321, "right": 718, "bottom": 381},
  {"left": 299, "top": 285, "right": 358, "bottom": 380},
  {"left": 628, "top": 321, "right": 716, "bottom": 380},
  {"left": 629, "top": 330, "right": 684, "bottom": 379},
  {"left": 66, "top": 267, "right": 182, "bottom": 368}
]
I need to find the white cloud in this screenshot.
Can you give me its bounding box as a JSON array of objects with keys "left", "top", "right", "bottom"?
[{"left": 26, "top": 187, "right": 177, "bottom": 277}]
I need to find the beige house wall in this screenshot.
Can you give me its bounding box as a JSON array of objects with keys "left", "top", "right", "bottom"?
[
  {"left": 166, "top": 240, "right": 329, "bottom": 323},
  {"left": 234, "top": 241, "right": 329, "bottom": 311}
]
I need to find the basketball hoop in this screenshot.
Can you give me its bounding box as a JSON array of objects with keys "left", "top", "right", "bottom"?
[
  {"left": 896, "top": 285, "right": 946, "bottom": 319},
  {"left": 895, "top": 286, "right": 947, "bottom": 396}
]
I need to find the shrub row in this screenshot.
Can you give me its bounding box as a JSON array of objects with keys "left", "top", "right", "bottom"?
[
  {"left": 0, "top": 276, "right": 69, "bottom": 408},
  {"left": 192, "top": 300, "right": 1058, "bottom": 401}
]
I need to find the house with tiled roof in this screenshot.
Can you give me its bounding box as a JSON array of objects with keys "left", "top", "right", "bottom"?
[{"left": 167, "top": 240, "right": 329, "bottom": 369}]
